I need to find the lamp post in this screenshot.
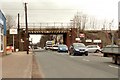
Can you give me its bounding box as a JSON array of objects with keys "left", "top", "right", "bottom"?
[
  {"left": 24, "top": 2, "right": 29, "bottom": 54},
  {"left": 118, "top": 22, "right": 120, "bottom": 46}
]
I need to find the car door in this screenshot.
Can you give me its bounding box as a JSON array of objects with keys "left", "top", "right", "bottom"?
[{"left": 87, "top": 46, "right": 94, "bottom": 53}]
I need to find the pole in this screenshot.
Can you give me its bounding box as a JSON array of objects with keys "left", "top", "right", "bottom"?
[
  {"left": 24, "top": 3, "right": 29, "bottom": 54},
  {"left": 13, "top": 35, "right": 14, "bottom": 52},
  {"left": 118, "top": 22, "right": 120, "bottom": 46},
  {"left": 18, "top": 13, "right": 20, "bottom": 50}
]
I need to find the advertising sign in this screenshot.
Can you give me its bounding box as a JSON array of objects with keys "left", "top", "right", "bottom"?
[{"left": 10, "top": 29, "right": 17, "bottom": 34}]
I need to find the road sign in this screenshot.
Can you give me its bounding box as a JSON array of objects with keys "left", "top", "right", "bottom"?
[
  {"left": 80, "top": 33, "right": 85, "bottom": 38},
  {"left": 10, "top": 29, "right": 17, "bottom": 34},
  {"left": 93, "top": 40, "right": 101, "bottom": 43},
  {"left": 75, "top": 38, "right": 80, "bottom": 41},
  {"left": 86, "top": 39, "right": 92, "bottom": 42}
]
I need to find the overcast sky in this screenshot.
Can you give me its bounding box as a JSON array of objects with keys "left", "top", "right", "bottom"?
[
  {"left": 0, "top": 0, "right": 119, "bottom": 43},
  {"left": 0, "top": 0, "right": 119, "bottom": 23}
]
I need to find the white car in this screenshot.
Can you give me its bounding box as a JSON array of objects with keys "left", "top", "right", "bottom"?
[
  {"left": 51, "top": 45, "right": 58, "bottom": 51},
  {"left": 87, "top": 45, "right": 101, "bottom": 53}
]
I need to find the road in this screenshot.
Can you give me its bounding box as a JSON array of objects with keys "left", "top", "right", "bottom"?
[{"left": 33, "top": 49, "right": 119, "bottom": 79}]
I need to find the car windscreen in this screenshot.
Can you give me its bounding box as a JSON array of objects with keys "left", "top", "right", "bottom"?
[
  {"left": 59, "top": 45, "right": 67, "bottom": 48},
  {"left": 87, "top": 45, "right": 97, "bottom": 48},
  {"left": 74, "top": 44, "right": 85, "bottom": 48}
]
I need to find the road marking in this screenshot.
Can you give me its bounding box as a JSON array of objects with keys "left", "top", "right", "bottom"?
[
  {"left": 69, "top": 56, "right": 81, "bottom": 58},
  {"left": 108, "top": 65, "right": 119, "bottom": 69},
  {"left": 82, "top": 59, "right": 90, "bottom": 62}
]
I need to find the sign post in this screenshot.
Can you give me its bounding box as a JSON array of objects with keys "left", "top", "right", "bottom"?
[{"left": 10, "top": 29, "right": 17, "bottom": 52}]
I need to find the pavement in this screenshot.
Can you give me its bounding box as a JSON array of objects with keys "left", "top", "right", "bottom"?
[{"left": 2, "top": 51, "right": 33, "bottom": 78}]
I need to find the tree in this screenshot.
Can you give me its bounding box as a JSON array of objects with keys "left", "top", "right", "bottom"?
[
  {"left": 6, "top": 15, "right": 17, "bottom": 48},
  {"left": 73, "top": 12, "right": 88, "bottom": 31},
  {"left": 89, "top": 16, "right": 97, "bottom": 30},
  {"left": 39, "top": 35, "right": 51, "bottom": 48},
  {"left": 6, "top": 15, "right": 16, "bottom": 30},
  {"left": 81, "top": 14, "right": 88, "bottom": 31}
]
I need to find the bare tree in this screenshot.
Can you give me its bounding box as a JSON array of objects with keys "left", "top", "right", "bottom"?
[
  {"left": 6, "top": 15, "right": 16, "bottom": 30},
  {"left": 89, "top": 16, "right": 97, "bottom": 30},
  {"left": 73, "top": 12, "right": 88, "bottom": 31},
  {"left": 81, "top": 14, "right": 88, "bottom": 31}
]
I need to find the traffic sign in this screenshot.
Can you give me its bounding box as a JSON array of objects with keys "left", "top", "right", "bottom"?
[{"left": 80, "top": 33, "right": 85, "bottom": 37}]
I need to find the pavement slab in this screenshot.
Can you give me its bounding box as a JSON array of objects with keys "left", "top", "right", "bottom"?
[{"left": 2, "top": 51, "right": 33, "bottom": 78}]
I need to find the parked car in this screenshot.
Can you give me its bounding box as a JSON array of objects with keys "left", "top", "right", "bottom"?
[
  {"left": 51, "top": 45, "right": 58, "bottom": 51},
  {"left": 86, "top": 45, "right": 101, "bottom": 53},
  {"left": 69, "top": 43, "right": 88, "bottom": 56},
  {"left": 58, "top": 44, "right": 68, "bottom": 53},
  {"left": 45, "top": 41, "right": 52, "bottom": 50}
]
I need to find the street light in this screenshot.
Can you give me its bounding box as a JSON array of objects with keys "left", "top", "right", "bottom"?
[{"left": 24, "top": 2, "right": 29, "bottom": 54}]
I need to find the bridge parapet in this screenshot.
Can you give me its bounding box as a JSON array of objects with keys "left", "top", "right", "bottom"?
[
  {"left": 20, "top": 23, "right": 72, "bottom": 29},
  {"left": 27, "top": 28, "right": 71, "bottom": 34}
]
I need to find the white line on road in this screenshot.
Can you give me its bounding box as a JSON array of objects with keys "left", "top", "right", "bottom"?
[
  {"left": 69, "top": 56, "right": 81, "bottom": 58},
  {"left": 82, "top": 59, "right": 90, "bottom": 62},
  {"left": 108, "top": 65, "right": 119, "bottom": 69}
]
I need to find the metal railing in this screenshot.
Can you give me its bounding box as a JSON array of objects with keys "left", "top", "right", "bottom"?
[{"left": 20, "top": 22, "right": 73, "bottom": 29}]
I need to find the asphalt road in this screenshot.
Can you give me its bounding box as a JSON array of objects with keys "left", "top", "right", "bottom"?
[{"left": 34, "top": 49, "right": 119, "bottom": 78}]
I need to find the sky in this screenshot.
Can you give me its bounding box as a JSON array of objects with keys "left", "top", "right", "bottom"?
[{"left": 0, "top": 0, "right": 119, "bottom": 43}]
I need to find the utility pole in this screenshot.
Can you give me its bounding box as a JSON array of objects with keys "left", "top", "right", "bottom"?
[
  {"left": 18, "top": 13, "right": 20, "bottom": 50},
  {"left": 24, "top": 3, "right": 29, "bottom": 54},
  {"left": 118, "top": 22, "right": 120, "bottom": 46}
]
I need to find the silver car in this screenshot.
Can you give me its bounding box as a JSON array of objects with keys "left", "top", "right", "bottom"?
[{"left": 87, "top": 45, "right": 101, "bottom": 53}]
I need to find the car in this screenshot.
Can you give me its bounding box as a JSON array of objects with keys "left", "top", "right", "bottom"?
[
  {"left": 69, "top": 43, "right": 88, "bottom": 56},
  {"left": 86, "top": 45, "right": 101, "bottom": 53},
  {"left": 45, "top": 41, "right": 52, "bottom": 50},
  {"left": 51, "top": 45, "right": 58, "bottom": 51},
  {"left": 58, "top": 44, "right": 68, "bottom": 53},
  {"left": 101, "top": 44, "right": 118, "bottom": 53}
]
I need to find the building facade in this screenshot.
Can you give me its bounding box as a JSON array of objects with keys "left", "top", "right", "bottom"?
[{"left": 0, "top": 10, "right": 6, "bottom": 55}]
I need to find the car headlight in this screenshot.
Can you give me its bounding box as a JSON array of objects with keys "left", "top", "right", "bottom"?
[
  {"left": 75, "top": 49, "right": 79, "bottom": 51},
  {"left": 66, "top": 48, "right": 68, "bottom": 50},
  {"left": 85, "top": 48, "right": 88, "bottom": 51},
  {"left": 60, "top": 48, "right": 62, "bottom": 50}
]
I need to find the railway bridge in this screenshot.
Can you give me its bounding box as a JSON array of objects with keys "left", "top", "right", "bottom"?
[{"left": 20, "top": 22, "right": 78, "bottom": 48}]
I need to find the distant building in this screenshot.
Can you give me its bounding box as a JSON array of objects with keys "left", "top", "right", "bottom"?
[{"left": 0, "top": 10, "right": 6, "bottom": 55}]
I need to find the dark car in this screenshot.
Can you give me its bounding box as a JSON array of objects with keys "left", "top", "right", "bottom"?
[
  {"left": 58, "top": 44, "right": 68, "bottom": 53},
  {"left": 69, "top": 43, "right": 88, "bottom": 56}
]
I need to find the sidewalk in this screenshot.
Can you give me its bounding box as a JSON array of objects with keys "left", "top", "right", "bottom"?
[{"left": 2, "top": 51, "right": 33, "bottom": 78}]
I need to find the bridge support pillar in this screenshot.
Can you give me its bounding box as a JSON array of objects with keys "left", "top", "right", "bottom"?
[{"left": 65, "top": 28, "right": 77, "bottom": 47}]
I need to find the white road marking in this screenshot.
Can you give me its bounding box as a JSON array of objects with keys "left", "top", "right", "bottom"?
[
  {"left": 69, "top": 56, "right": 80, "bottom": 58},
  {"left": 108, "top": 65, "right": 119, "bottom": 69},
  {"left": 82, "top": 59, "right": 90, "bottom": 62}
]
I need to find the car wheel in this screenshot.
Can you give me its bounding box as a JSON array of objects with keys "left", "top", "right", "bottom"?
[
  {"left": 69, "top": 52, "right": 71, "bottom": 55},
  {"left": 112, "top": 55, "right": 117, "bottom": 64},
  {"left": 117, "top": 56, "right": 120, "bottom": 65},
  {"left": 71, "top": 53, "right": 75, "bottom": 56},
  {"left": 85, "top": 53, "right": 88, "bottom": 56},
  {"left": 95, "top": 50, "right": 100, "bottom": 53}
]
